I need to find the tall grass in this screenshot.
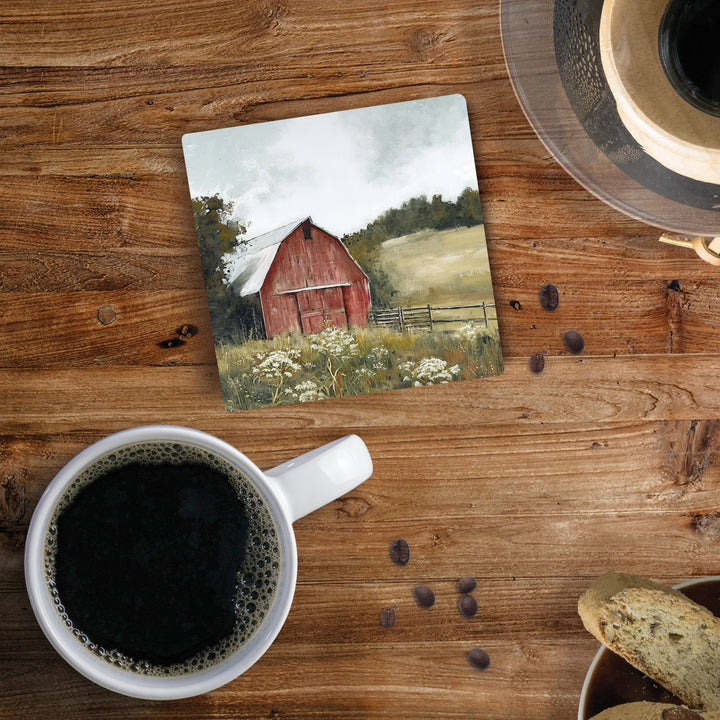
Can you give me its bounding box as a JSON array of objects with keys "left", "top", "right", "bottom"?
[{"left": 216, "top": 323, "right": 503, "bottom": 411}]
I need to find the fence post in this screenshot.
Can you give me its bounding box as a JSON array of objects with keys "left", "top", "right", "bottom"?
[
  {"left": 399, "top": 306, "right": 405, "bottom": 332},
  {"left": 482, "top": 301, "right": 488, "bottom": 328},
  {"left": 427, "top": 303, "right": 433, "bottom": 331}
]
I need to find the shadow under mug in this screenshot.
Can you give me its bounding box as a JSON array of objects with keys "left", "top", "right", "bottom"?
[{"left": 24, "top": 425, "right": 373, "bottom": 700}]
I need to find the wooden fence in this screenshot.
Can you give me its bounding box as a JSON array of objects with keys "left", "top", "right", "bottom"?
[{"left": 369, "top": 302, "right": 496, "bottom": 332}]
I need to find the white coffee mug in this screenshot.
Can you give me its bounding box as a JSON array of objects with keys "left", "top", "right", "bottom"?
[{"left": 24, "top": 425, "right": 372, "bottom": 700}]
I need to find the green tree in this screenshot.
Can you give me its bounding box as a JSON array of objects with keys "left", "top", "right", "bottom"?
[
  {"left": 407, "top": 194, "right": 432, "bottom": 231},
  {"left": 342, "top": 231, "right": 395, "bottom": 309},
  {"left": 192, "top": 195, "right": 265, "bottom": 342},
  {"left": 456, "top": 187, "right": 483, "bottom": 226},
  {"left": 192, "top": 195, "right": 244, "bottom": 292}
]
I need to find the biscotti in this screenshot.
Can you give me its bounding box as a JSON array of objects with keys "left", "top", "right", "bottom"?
[
  {"left": 579, "top": 573, "right": 720, "bottom": 712},
  {"left": 588, "top": 701, "right": 720, "bottom": 720}
]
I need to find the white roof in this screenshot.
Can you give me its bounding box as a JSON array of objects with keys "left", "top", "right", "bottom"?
[{"left": 226, "top": 218, "right": 310, "bottom": 297}]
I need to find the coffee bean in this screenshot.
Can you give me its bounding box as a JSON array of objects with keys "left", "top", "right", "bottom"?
[
  {"left": 413, "top": 585, "right": 435, "bottom": 608},
  {"left": 563, "top": 330, "right": 585, "bottom": 354},
  {"left": 379, "top": 607, "right": 396, "bottom": 628},
  {"left": 389, "top": 538, "right": 410, "bottom": 565},
  {"left": 459, "top": 594, "right": 478, "bottom": 618},
  {"left": 529, "top": 352, "right": 545, "bottom": 374},
  {"left": 467, "top": 647, "right": 490, "bottom": 670},
  {"left": 539, "top": 283, "right": 559, "bottom": 311},
  {"left": 456, "top": 575, "right": 477, "bottom": 594},
  {"left": 509, "top": 300, "right": 522, "bottom": 311}
]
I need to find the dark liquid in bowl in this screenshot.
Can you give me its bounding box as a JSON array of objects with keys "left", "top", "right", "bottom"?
[{"left": 581, "top": 579, "right": 720, "bottom": 718}]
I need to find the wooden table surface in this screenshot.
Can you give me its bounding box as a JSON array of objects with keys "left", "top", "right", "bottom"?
[{"left": 2, "top": 1, "right": 720, "bottom": 718}]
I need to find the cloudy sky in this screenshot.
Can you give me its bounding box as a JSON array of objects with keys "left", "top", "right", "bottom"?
[{"left": 182, "top": 94, "right": 479, "bottom": 239}]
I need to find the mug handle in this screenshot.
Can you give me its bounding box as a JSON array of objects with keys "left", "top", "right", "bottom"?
[{"left": 263, "top": 435, "right": 372, "bottom": 522}]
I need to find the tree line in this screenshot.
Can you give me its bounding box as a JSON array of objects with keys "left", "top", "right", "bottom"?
[{"left": 343, "top": 187, "right": 483, "bottom": 248}]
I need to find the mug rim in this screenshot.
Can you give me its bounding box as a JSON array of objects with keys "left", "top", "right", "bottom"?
[{"left": 24, "top": 424, "right": 298, "bottom": 700}]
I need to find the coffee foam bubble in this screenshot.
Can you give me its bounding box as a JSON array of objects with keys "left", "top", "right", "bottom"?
[{"left": 43, "top": 440, "right": 281, "bottom": 677}]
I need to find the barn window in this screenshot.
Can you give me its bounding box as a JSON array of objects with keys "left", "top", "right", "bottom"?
[{"left": 303, "top": 226, "right": 312, "bottom": 240}]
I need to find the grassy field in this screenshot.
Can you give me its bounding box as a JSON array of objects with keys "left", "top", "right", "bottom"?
[
  {"left": 214, "top": 223, "right": 502, "bottom": 411},
  {"left": 378, "top": 225, "right": 494, "bottom": 307},
  {"left": 215, "top": 323, "right": 503, "bottom": 411}
]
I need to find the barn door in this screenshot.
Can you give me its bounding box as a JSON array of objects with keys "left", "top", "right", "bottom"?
[{"left": 296, "top": 287, "right": 347, "bottom": 334}]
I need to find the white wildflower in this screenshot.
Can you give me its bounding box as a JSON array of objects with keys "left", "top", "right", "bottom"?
[
  {"left": 454, "top": 323, "right": 481, "bottom": 342},
  {"left": 293, "top": 379, "right": 321, "bottom": 403},
  {"left": 310, "top": 326, "right": 359, "bottom": 362},
  {"left": 252, "top": 349, "right": 302, "bottom": 384},
  {"left": 365, "top": 345, "right": 390, "bottom": 370},
  {"left": 454, "top": 322, "right": 493, "bottom": 346},
  {"left": 399, "top": 357, "right": 456, "bottom": 386}
]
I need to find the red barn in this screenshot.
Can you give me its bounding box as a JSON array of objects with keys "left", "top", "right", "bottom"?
[{"left": 228, "top": 217, "right": 371, "bottom": 338}]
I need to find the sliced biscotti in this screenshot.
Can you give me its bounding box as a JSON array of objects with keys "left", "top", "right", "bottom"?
[
  {"left": 589, "top": 701, "right": 720, "bottom": 720},
  {"left": 590, "top": 702, "right": 720, "bottom": 720},
  {"left": 579, "top": 573, "right": 720, "bottom": 712}
]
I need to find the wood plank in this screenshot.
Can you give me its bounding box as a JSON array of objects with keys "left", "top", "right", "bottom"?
[
  {"left": 0, "top": 174, "right": 196, "bottom": 253},
  {"left": 3, "top": 355, "right": 720, "bottom": 430},
  {"left": 0, "top": 292, "right": 216, "bottom": 367},
  {"left": 0, "top": 78, "right": 518, "bottom": 161},
  {"left": 1, "top": 280, "right": 720, "bottom": 364},
  {"left": 0, "top": 1, "right": 501, "bottom": 68},
  {"left": 0, "top": 633, "right": 592, "bottom": 720}
]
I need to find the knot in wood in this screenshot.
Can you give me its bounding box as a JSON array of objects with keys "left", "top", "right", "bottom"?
[{"left": 96, "top": 305, "right": 117, "bottom": 326}]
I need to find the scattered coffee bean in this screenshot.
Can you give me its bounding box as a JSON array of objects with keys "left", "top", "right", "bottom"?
[
  {"left": 509, "top": 300, "right": 522, "bottom": 311},
  {"left": 413, "top": 585, "right": 435, "bottom": 608},
  {"left": 456, "top": 575, "right": 477, "bottom": 594},
  {"left": 380, "top": 606, "right": 396, "bottom": 628},
  {"left": 529, "top": 352, "right": 545, "bottom": 374},
  {"left": 539, "top": 283, "right": 559, "bottom": 311},
  {"left": 458, "top": 594, "right": 478, "bottom": 618},
  {"left": 563, "top": 330, "right": 585, "bottom": 354},
  {"left": 467, "top": 647, "right": 491, "bottom": 670},
  {"left": 389, "top": 538, "right": 410, "bottom": 565}
]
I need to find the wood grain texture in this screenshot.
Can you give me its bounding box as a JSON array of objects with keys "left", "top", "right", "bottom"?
[{"left": 2, "top": 0, "right": 720, "bottom": 718}]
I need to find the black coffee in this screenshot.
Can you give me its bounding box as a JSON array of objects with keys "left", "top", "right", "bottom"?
[
  {"left": 45, "top": 442, "right": 280, "bottom": 676},
  {"left": 660, "top": 0, "right": 720, "bottom": 116}
]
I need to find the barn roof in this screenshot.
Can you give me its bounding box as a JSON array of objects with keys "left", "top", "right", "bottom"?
[{"left": 226, "top": 217, "right": 310, "bottom": 297}]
